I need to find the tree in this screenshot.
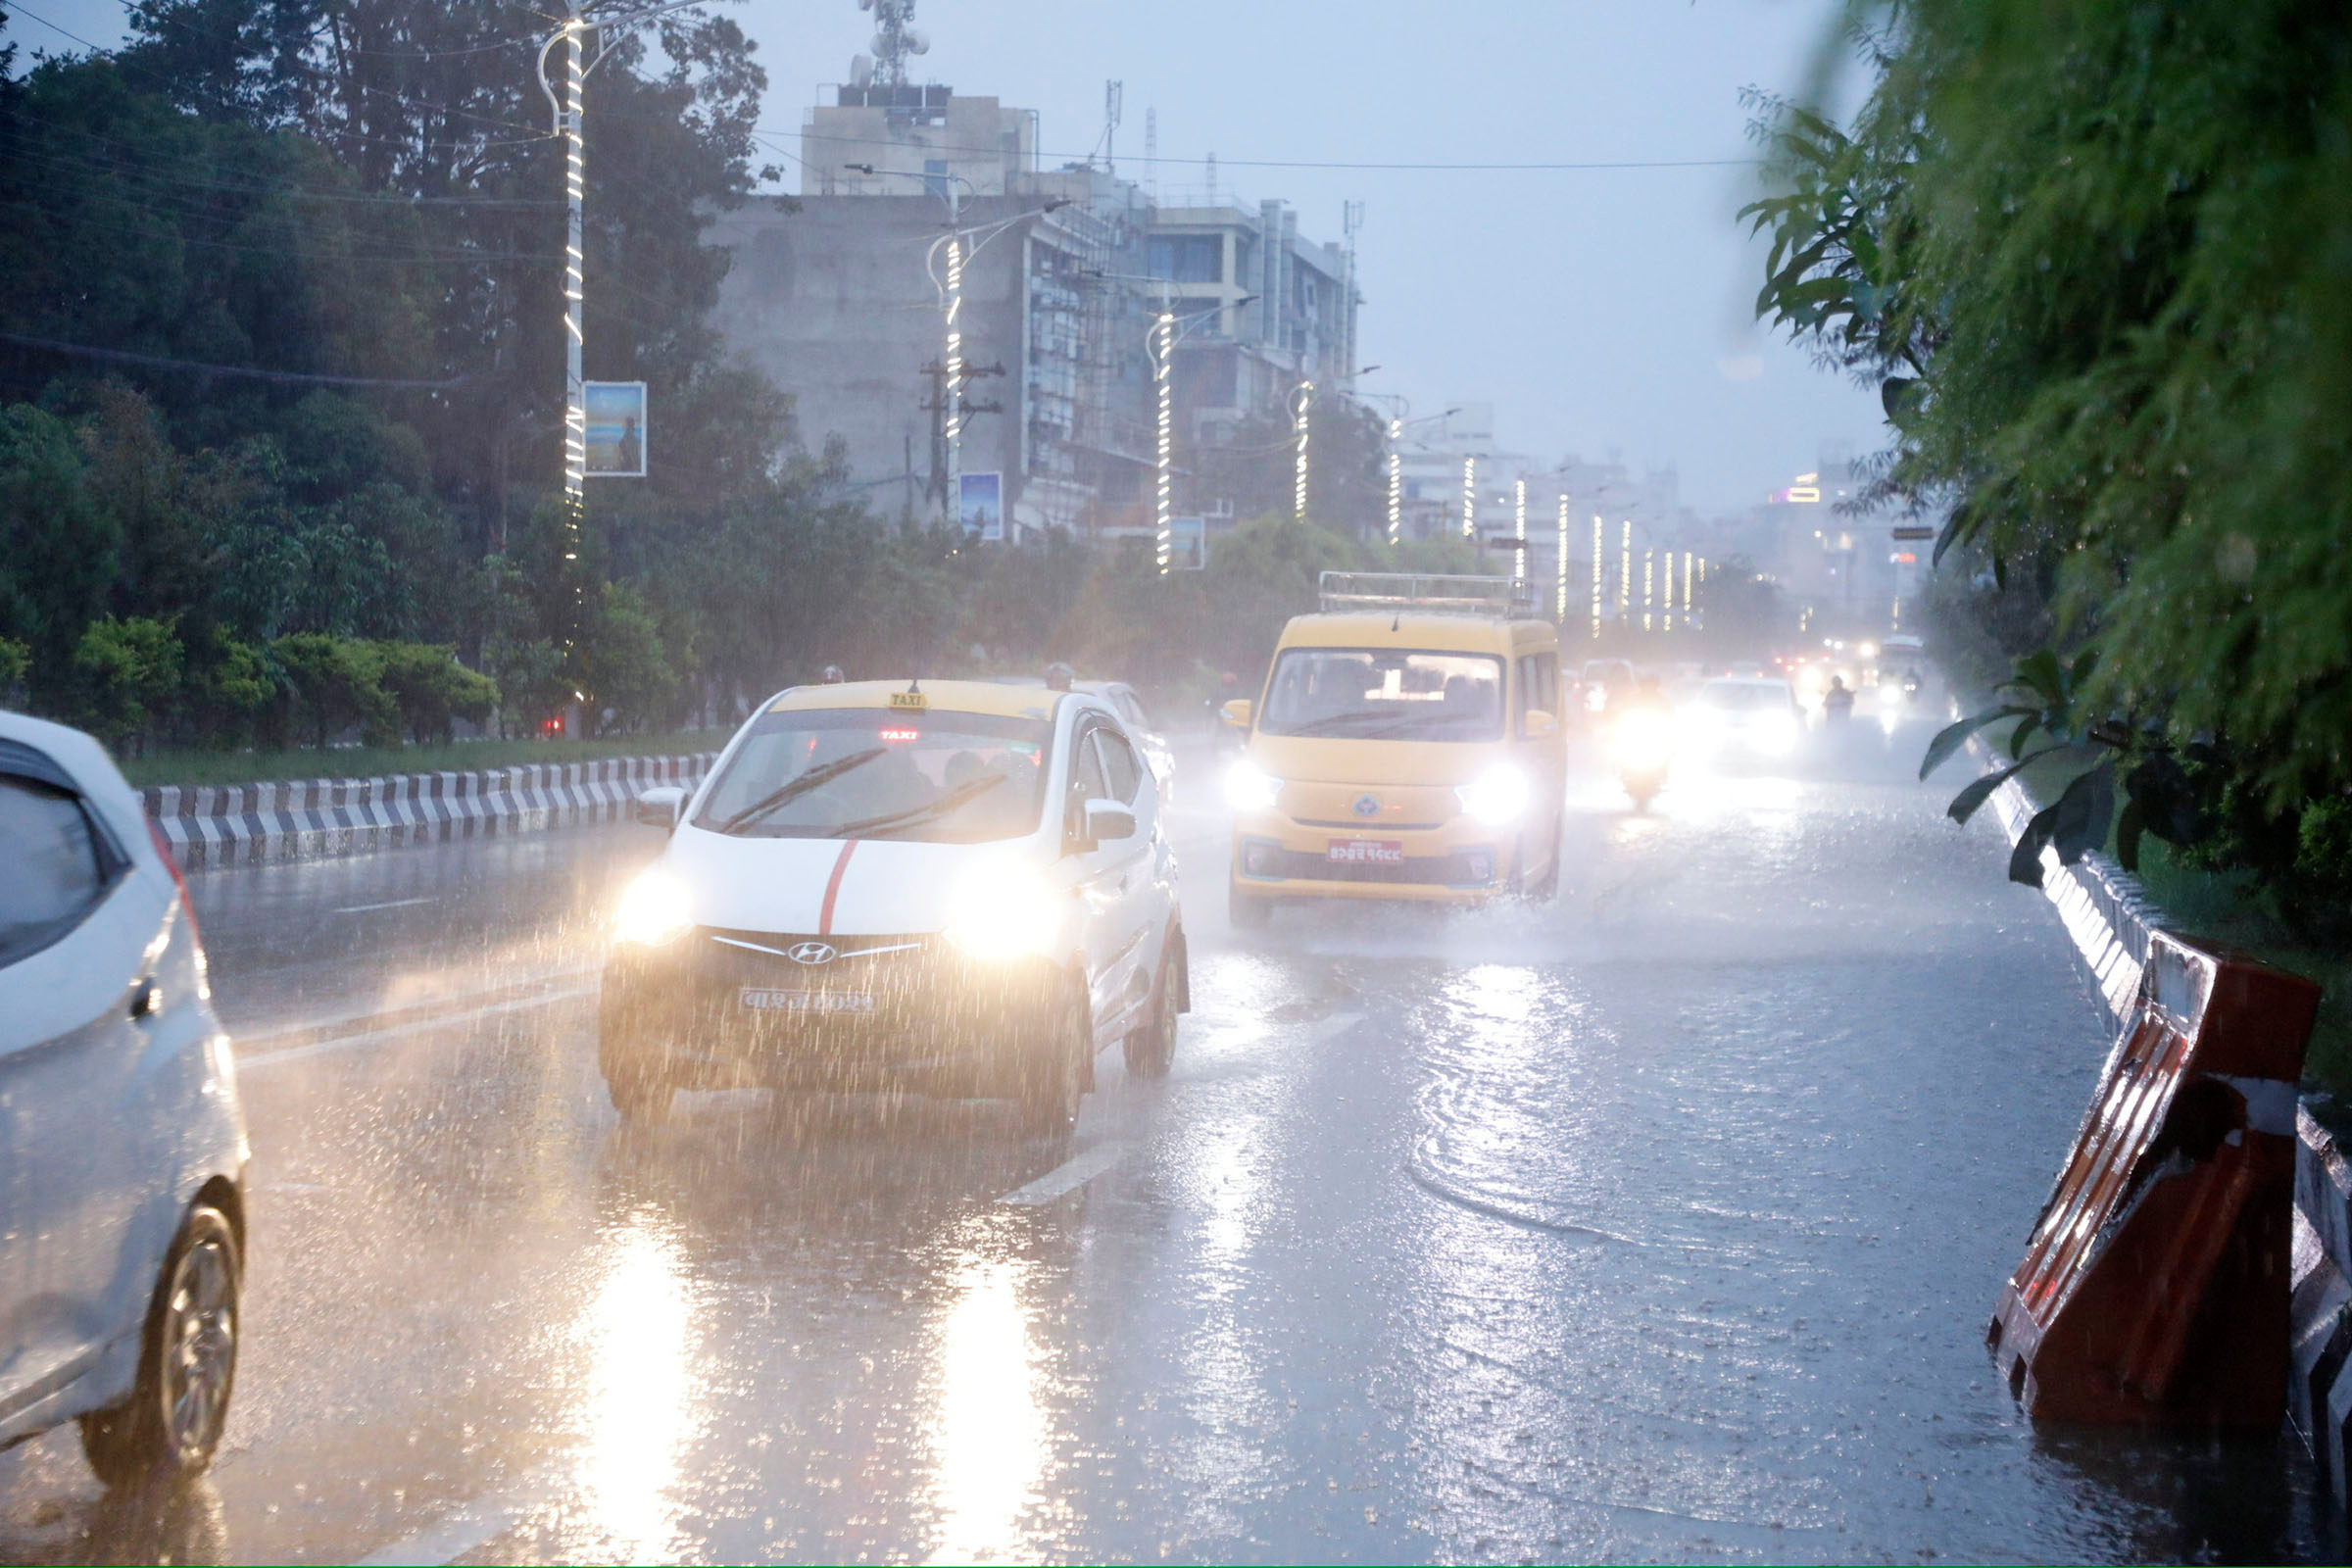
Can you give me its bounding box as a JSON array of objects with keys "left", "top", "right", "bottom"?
[
  {"left": 72, "top": 615, "right": 184, "bottom": 752},
  {"left": 1745, "top": 0, "right": 2352, "bottom": 902},
  {"left": 374, "top": 641, "right": 498, "bottom": 745},
  {"left": 273, "top": 631, "right": 396, "bottom": 749}
]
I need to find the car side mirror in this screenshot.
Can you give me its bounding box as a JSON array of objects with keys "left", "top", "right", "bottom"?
[
  {"left": 634, "top": 786, "right": 685, "bottom": 828},
  {"left": 1220, "top": 698, "right": 1252, "bottom": 732},
  {"left": 1083, "top": 799, "right": 1137, "bottom": 843},
  {"left": 1523, "top": 710, "right": 1559, "bottom": 738}
]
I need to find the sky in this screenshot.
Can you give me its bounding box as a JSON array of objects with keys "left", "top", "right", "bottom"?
[{"left": 19, "top": 0, "right": 1883, "bottom": 514}]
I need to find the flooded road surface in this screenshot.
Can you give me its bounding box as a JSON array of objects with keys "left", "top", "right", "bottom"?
[{"left": 0, "top": 716, "right": 2334, "bottom": 1563}]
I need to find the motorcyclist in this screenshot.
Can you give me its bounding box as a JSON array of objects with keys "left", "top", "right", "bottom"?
[{"left": 1824, "top": 675, "right": 1856, "bottom": 720}]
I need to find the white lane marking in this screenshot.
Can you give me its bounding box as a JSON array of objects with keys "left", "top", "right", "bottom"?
[
  {"left": 236, "top": 985, "right": 597, "bottom": 1071},
  {"left": 352, "top": 1488, "right": 547, "bottom": 1566},
  {"left": 998, "top": 1140, "right": 1131, "bottom": 1205},
  {"left": 332, "top": 897, "right": 439, "bottom": 914}
]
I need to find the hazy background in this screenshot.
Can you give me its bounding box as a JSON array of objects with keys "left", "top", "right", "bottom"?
[{"left": 20, "top": 0, "right": 1880, "bottom": 513}]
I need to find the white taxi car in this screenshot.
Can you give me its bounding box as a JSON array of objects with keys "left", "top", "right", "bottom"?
[
  {"left": 0, "top": 711, "right": 247, "bottom": 1485},
  {"left": 600, "top": 679, "right": 1187, "bottom": 1133}
]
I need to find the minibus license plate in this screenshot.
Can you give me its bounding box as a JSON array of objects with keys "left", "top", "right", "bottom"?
[{"left": 1327, "top": 839, "right": 1403, "bottom": 864}]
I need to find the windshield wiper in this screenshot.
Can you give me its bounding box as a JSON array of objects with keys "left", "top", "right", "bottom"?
[
  {"left": 713, "top": 748, "right": 885, "bottom": 834},
  {"left": 828, "top": 772, "right": 1007, "bottom": 839}
]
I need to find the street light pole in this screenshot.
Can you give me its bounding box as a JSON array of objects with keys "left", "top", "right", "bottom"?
[
  {"left": 1388, "top": 418, "right": 1403, "bottom": 547},
  {"left": 1293, "top": 380, "right": 1314, "bottom": 521},
  {"left": 1461, "top": 457, "right": 1476, "bottom": 541},
  {"left": 1590, "top": 514, "right": 1603, "bottom": 640}
]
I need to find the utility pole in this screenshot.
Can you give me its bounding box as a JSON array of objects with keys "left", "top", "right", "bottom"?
[
  {"left": 1387, "top": 418, "right": 1403, "bottom": 547},
  {"left": 1461, "top": 457, "right": 1477, "bottom": 540}
]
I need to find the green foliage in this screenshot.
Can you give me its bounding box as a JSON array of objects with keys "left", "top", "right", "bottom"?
[
  {"left": 574, "top": 583, "right": 673, "bottom": 736},
  {"left": 70, "top": 614, "right": 183, "bottom": 751},
  {"left": 0, "top": 636, "right": 28, "bottom": 701},
  {"left": 1747, "top": 1, "right": 2352, "bottom": 817},
  {"left": 373, "top": 642, "right": 499, "bottom": 747},
  {"left": 272, "top": 631, "right": 396, "bottom": 751}
]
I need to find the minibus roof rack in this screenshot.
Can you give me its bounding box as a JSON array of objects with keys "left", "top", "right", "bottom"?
[{"left": 1316, "top": 571, "right": 1540, "bottom": 617}]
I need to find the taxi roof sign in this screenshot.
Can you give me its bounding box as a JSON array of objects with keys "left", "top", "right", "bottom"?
[{"left": 888, "top": 690, "right": 928, "bottom": 710}]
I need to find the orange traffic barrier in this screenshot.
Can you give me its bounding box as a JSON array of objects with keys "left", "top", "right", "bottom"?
[{"left": 1990, "top": 931, "right": 2319, "bottom": 1423}]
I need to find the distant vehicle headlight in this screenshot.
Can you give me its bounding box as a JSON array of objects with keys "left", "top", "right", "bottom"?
[
  {"left": 1876, "top": 681, "right": 1907, "bottom": 711},
  {"left": 614, "top": 869, "right": 692, "bottom": 946},
  {"left": 1454, "top": 764, "right": 1530, "bottom": 825},
  {"left": 1223, "top": 760, "right": 1283, "bottom": 812},
  {"left": 944, "top": 860, "right": 1066, "bottom": 960}
]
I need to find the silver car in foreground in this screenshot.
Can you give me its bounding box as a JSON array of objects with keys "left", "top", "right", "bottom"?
[{"left": 0, "top": 711, "right": 247, "bottom": 1484}]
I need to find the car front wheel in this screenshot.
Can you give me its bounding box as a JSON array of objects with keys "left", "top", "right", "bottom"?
[
  {"left": 1015, "top": 985, "right": 1088, "bottom": 1137},
  {"left": 1124, "top": 937, "right": 1182, "bottom": 1079},
  {"left": 81, "top": 1200, "right": 240, "bottom": 1488}
]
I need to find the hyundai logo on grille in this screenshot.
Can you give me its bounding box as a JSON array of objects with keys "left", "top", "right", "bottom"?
[
  {"left": 787, "top": 941, "right": 837, "bottom": 965},
  {"left": 1352, "top": 794, "right": 1382, "bottom": 818}
]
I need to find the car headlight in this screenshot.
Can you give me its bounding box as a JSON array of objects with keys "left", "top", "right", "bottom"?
[
  {"left": 1453, "top": 764, "right": 1529, "bottom": 825},
  {"left": 1875, "top": 681, "right": 1907, "bottom": 710},
  {"left": 943, "top": 861, "right": 1068, "bottom": 961},
  {"left": 1223, "top": 760, "right": 1282, "bottom": 812},
  {"left": 614, "top": 869, "right": 692, "bottom": 946}
]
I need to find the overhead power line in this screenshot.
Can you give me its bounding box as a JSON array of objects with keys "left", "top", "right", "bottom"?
[{"left": 0, "top": 329, "right": 469, "bottom": 387}]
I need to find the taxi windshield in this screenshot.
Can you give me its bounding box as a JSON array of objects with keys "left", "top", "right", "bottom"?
[
  {"left": 695, "top": 709, "right": 1051, "bottom": 841},
  {"left": 1258, "top": 649, "right": 1505, "bottom": 742}
]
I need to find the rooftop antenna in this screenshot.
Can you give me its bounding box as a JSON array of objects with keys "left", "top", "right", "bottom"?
[
  {"left": 1205, "top": 151, "right": 1217, "bottom": 205},
  {"left": 858, "top": 0, "right": 927, "bottom": 89},
  {"left": 1145, "top": 106, "right": 1157, "bottom": 205},
  {"left": 1100, "top": 79, "right": 1122, "bottom": 173}
]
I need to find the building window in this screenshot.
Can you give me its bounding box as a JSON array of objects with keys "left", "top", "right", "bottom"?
[
  {"left": 1148, "top": 235, "right": 1223, "bottom": 284},
  {"left": 924, "top": 158, "right": 948, "bottom": 202}
]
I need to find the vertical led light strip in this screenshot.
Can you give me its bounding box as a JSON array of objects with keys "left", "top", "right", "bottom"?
[
  {"left": 944, "top": 234, "right": 964, "bottom": 526},
  {"left": 1293, "top": 380, "right": 1313, "bottom": 520},
  {"left": 1590, "top": 513, "right": 1603, "bottom": 640},
  {"left": 1554, "top": 495, "right": 1569, "bottom": 620},
  {"left": 560, "top": 13, "right": 585, "bottom": 652},
  {"left": 1386, "top": 418, "right": 1402, "bottom": 547},
  {"left": 1642, "top": 550, "right": 1654, "bottom": 632},
  {"left": 1153, "top": 311, "right": 1174, "bottom": 573},
  {"left": 1619, "top": 519, "right": 1632, "bottom": 622},
  {"left": 1461, "top": 457, "right": 1476, "bottom": 540},
  {"left": 1514, "top": 478, "right": 1527, "bottom": 543},
  {"left": 1663, "top": 547, "right": 1674, "bottom": 632},
  {"left": 1683, "top": 551, "right": 1693, "bottom": 617}
]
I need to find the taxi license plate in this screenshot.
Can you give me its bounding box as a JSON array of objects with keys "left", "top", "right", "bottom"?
[
  {"left": 738, "top": 987, "right": 874, "bottom": 1015},
  {"left": 1327, "top": 839, "right": 1404, "bottom": 865}
]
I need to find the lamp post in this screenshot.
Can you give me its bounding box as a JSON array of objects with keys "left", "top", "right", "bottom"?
[
  {"left": 1142, "top": 295, "right": 1251, "bottom": 572},
  {"left": 1461, "top": 457, "right": 1477, "bottom": 540},
  {"left": 531, "top": 0, "right": 707, "bottom": 659},
  {"left": 1365, "top": 403, "right": 1457, "bottom": 549},
  {"left": 1292, "top": 380, "right": 1315, "bottom": 521},
  {"left": 1555, "top": 495, "right": 1570, "bottom": 621},
  {"left": 1590, "top": 514, "right": 1603, "bottom": 640}
]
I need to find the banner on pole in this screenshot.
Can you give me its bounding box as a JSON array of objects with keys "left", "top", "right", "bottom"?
[
  {"left": 584, "top": 381, "right": 648, "bottom": 477},
  {"left": 958, "top": 472, "right": 1004, "bottom": 542}
]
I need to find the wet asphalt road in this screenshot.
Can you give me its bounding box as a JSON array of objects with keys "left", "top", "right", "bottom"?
[{"left": 0, "top": 714, "right": 2337, "bottom": 1564}]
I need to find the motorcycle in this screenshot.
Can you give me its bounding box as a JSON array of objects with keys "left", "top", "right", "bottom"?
[{"left": 1610, "top": 708, "right": 1676, "bottom": 809}]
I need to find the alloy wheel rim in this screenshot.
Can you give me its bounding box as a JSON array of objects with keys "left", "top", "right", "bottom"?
[{"left": 162, "top": 1235, "right": 236, "bottom": 1460}]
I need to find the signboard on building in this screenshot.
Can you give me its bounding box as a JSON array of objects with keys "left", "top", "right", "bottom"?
[
  {"left": 584, "top": 381, "right": 647, "bottom": 477},
  {"left": 1168, "top": 516, "right": 1205, "bottom": 569},
  {"left": 958, "top": 472, "right": 1004, "bottom": 542}
]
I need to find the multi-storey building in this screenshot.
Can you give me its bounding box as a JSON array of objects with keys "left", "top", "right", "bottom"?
[{"left": 709, "top": 80, "right": 1362, "bottom": 543}]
